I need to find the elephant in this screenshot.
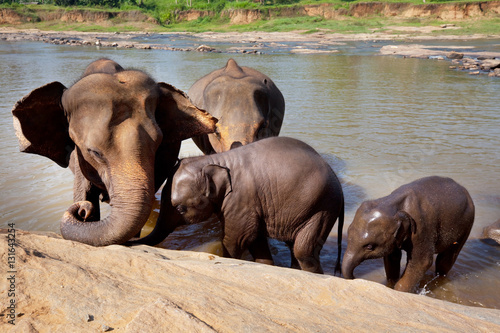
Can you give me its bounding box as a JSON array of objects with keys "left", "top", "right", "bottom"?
[
  {"left": 188, "top": 58, "right": 285, "bottom": 154},
  {"left": 82, "top": 58, "right": 124, "bottom": 76},
  {"left": 165, "top": 137, "right": 344, "bottom": 274},
  {"left": 483, "top": 219, "right": 500, "bottom": 245},
  {"left": 12, "top": 58, "right": 217, "bottom": 247},
  {"left": 342, "top": 176, "right": 475, "bottom": 293}
]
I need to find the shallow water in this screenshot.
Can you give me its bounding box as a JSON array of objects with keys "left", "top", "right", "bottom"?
[{"left": 1, "top": 37, "right": 499, "bottom": 309}]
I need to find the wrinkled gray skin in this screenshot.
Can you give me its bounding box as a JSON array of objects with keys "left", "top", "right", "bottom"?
[
  {"left": 342, "top": 176, "right": 475, "bottom": 293},
  {"left": 188, "top": 58, "right": 285, "bottom": 154},
  {"left": 483, "top": 219, "right": 500, "bottom": 245},
  {"left": 166, "top": 137, "right": 344, "bottom": 274},
  {"left": 12, "top": 58, "right": 217, "bottom": 246}
]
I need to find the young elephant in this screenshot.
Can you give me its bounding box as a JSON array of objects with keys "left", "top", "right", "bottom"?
[
  {"left": 166, "top": 137, "right": 344, "bottom": 274},
  {"left": 342, "top": 176, "right": 475, "bottom": 293}
]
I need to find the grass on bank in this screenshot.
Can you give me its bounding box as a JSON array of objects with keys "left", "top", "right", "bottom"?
[{"left": 2, "top": 0, "right": 500, "bottom": 35}]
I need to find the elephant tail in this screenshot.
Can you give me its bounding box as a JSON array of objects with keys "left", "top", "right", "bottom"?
[{"left": 334, "top": 194, "right": 345, "bottom": 276}]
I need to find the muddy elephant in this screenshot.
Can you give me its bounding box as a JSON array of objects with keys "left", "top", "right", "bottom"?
[
  {"left": 12, "top": 58, "right": 217, "bottom": 246},
  {"left": 165, "top": 137, "right": 344, "bottom": 274},
  {"left": 342, "top": 176, "right": 475, "bottom": 293},
  {"left": 188, "top": 58, "right": 285, "bottom": 154}
]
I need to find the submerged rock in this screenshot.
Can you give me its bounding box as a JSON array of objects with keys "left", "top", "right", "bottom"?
[
  {"left": 484, "top": 219, "right": 500, "bottom": 244},
  {"left": 1, "top": 230, "right": 500, "bottom": 332}
]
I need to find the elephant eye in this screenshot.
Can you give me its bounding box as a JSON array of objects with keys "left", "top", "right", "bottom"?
[
  {"left": 88, "top": 149, "right": 104, "bottom": 162},
  {"left": 365, "top": 244, "right": 376, "bottom": 251},
  {"left": 176, "top": 205, "right": 187, "bottom": 215},
  {"left": 214, "top": 126, "right": 221, "bottom": 139}
]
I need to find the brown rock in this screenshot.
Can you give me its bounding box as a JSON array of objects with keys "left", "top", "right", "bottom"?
[
  {"left": 447, "top": 51, "right": 464, "bottom": 59},
  {"left": 1, "top": 230, "right": 500, "bottom": 332}
]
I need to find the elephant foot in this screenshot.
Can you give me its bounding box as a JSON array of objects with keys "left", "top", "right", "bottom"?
[
  {"left": 65, "top": 201, "right": 95, "bottom": 222},
  {"left": 483, "top": 220, "right": 500, "bottom": 245}
]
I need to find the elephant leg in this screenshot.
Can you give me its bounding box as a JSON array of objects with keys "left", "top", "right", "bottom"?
[
  {"left": 248, "top": 234, "right": 274, "bottom": 265},
  {"left": 293, "top": 217, "right": 324, "bottom": 274},
  {"left": 435, "top": 239, "right": 465, "bottom": 276},
  {"left": 384, "top": 249, "right": 402, "bottom": 288},
  {"left": 394, "top": 253, "right": 433, "bottom": 292},
  {"left": 222, "top": 236, "right": 244, "bottom": 259},
  {"left": 286, "top": 241, "right": 300, "bottom": 269}
]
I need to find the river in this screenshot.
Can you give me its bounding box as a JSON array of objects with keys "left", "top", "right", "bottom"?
[{"left": 1, "top": 36, "right": 499, "bottom": 309}]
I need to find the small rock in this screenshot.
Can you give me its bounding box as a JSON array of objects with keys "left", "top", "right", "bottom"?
[
  {"left": 447, "top": 51, "right": 464, "bottom": 60},
  {"left": 468, "top": 71, "right": 480, "bottom": 75},
  {"left": 196, "top": 45, "right": 215, "bottom": 52},
  {"left": 478, "top": 56, "right": 495, "bottom": 60},
  {"left": 85, "top": 314, "right": 94, "bottom": 322},
  {"left": 440, "top": 24, "right": 456, "bottom": 28},
  {"left": 111, "top": 42, "right": 118, "bottom": 47},
  {"left": 102, "top": 324, "right": 113, "bottom": 332},
  {"left": 449, "top": 65, "right": 457, "bottom": 69}
]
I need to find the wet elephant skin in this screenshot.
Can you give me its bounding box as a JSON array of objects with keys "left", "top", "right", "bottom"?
[{"left": 12, "top": 58, "right": 217, "bottom": 246}]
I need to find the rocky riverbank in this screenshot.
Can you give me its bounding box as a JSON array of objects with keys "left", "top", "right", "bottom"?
[
  {"left": 2, "top": 28, "right": 499, "bottom": 77},
  {"left": 380, "top": 44, "right": 500, "bottom": 77},
  {"left": 1, "top": 230, "right": 500, "bottom": 332}
]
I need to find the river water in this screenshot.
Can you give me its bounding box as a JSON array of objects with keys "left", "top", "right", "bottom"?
[{"left": 1, "top": 36, "right": 499, "bottom": 309}]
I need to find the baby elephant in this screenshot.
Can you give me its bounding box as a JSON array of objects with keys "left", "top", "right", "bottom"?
[
  {"left": 168, "top": 137, "right": 344, "bottom": 274},
  {"left": 342, "top": 176, "right": 474, "bottom": 293}
]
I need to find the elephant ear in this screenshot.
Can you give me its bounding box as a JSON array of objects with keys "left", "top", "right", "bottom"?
[
  {"left": 393, "top": 211, "right": 416, "bottom": 248},
  {"left": 156, "top": 82, "right": 217, "bottom": 143},
  {"left": 12, "top": 82, "right": 74, "bottom": 168},
  {"left": 202, "top": 164, "right": 232, "bottom": 202}
]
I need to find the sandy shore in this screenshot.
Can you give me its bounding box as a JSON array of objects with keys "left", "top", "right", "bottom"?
[{"left": 2, "top": 26, "right": 500, "bottom": 43}]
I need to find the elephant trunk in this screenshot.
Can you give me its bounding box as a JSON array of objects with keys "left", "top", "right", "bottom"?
[
  {"left": 61, "top": 164, "right": 155, "bottom": 246},
  {"left": 341, "top": 251, "right": 362, "bottom": 279}
]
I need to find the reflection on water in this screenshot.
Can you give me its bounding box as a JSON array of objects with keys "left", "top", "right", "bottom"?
[{"left": 1, "top": 39, "right": 499, "bottom": 309}]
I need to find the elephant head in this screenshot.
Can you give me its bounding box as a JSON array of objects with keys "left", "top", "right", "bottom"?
[
  {"left": 188, "top": 58, "right": 285, "bottom": 154},
  {"left": 12, "top": 59, "right": 217, "bottom": 246},
  {"left": 342, "top": 202, "right": 415, "bottom": 279},
  {"left": 170, "top": 160, "right": 232, "bottom": 224}
]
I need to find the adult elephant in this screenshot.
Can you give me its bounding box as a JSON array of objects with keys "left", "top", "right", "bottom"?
[
  {"left": 188, "top": 58, "right": 285, "bottom": 154},
  {"left": 12, "top": 59, "right": 217, "bottom": 247}
]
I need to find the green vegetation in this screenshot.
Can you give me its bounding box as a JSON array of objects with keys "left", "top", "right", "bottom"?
[{"left": 1, "top": 0, "right": 499, "bottom": 34}]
